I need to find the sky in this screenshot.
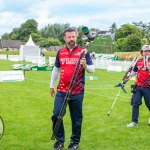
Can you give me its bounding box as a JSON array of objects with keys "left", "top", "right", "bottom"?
[{"left": 0, "top": 0, "right": 150, "bottom": 36}]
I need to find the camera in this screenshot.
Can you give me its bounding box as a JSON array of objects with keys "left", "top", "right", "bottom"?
[{"left": 82, "top": 26, "right": 98, "bottom": 42}]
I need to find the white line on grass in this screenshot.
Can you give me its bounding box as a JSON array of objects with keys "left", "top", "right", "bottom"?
[
  {"left": 28, "top": 78, "right": 132, "bottom": 101},
  {"left": 85, "top": 91, "right": 131, "bottom": 102},
  {"left": 27, "top": 78, "right": 49, "bottom": 84},
  {"left": 85, "top": 84, "right": 131, "bottom": 87}
]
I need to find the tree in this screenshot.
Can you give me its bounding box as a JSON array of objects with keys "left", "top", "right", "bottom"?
[
  {"left": 133, "top": 21, "right": 150, "bottom": 43},
  {"left": 125, "top": 34, "right": 141, "bottom": 51},
  {"left": 39, "top": 37, "right": 62, "bottom": 47},
  {"left": 114, "top": 24, "right": 142, "bottom": 52},
  {"left": 40, "top": 23, "right": 71, "bottom": 44},
  {"left": 1, "top": 19, "right": 41, "bottom": 42},
  {"left": 110, "top": 22, "right": 117, "bottom": 34},
  {"left": 9, "top": 28, "right": 20, "bottom": 40},
  {"left": 115, "top": 24, "right": 142, "bottom": 41},
  {"left": 114, "top": 35, "right": 141, "bottom": 52},
  {"left": 114, "top": 38, "right": 126, "bottom": 52},
  {"left": 141, "top": 38, "right": 148, "bottom": 45},
  {"left": 18, "top": 19, "right": 40, "bottom": 41},
  {"left": 1, "top": 33, "right": 10, "bottom": 39}
]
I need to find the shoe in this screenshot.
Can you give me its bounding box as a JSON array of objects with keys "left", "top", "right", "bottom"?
[
  {"left": 67, "top": 142, "right": 79, "bottom": 150},
  {"left": 127, "top": 122, "right": 138, "bottom": 127},
  {"left": 52, "top": 141, "right": 64, "bottom": 150},
  {"left": 148, "top": 118, "right": 150, "bottom": 126}
]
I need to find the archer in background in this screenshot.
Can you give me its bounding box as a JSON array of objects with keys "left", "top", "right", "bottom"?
[
  {"left": 50, "top": 28, "right": 94, "bottom": 150},
  {"left": 116, "top": 45, "right": 150, "bottom": 127}
]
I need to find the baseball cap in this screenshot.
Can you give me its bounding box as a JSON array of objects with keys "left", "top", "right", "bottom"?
[{"left": 141, "top": 45, "right": 150, "bottom": 51}]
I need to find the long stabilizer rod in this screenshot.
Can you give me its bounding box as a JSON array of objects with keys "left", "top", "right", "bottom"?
[{"left": 107, "top": 90, "right": 121, "bottom": 116}]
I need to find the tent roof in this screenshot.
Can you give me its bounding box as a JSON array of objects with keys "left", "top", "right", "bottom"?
[{"left": 25, "top": 35, "right": 35, "bottom": 46}]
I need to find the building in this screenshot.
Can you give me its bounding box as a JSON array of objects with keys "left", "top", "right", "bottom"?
[{"left": 0, "top": 39, "right": 24, "bottom": 50}]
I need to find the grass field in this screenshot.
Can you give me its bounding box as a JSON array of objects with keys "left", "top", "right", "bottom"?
[
  {"left": 89, "top": 35, "right": 113, "bottom": 53},
  {"left": 0, "top": 60, "right": 150, "bottom": 150}
]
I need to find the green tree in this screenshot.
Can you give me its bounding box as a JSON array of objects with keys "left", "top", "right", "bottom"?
[
  {"left": 114, "top": 38, "right": 126, "bottom": 52},
  {"left": 18, "top": 19, "right": 40, "bottom": 41},
  {"left": 115, "top": 24, "right": 142, "bottom": 40},
  {"left": 114, "top": 24, "right": 142, "bottom": 52},
  {"left": 9, "top": 28, "right": 20, "bottom": 40},
  {"left": 1, "top": 33, "right": 10, "bottom": 39},
  {"left": 39, "top": 37, "right": 62, "bottom": 47},
  {"left": 125, "top": 34, "right": 141, "bottom": 51},
  {"left": 110, "top": 22, "right": 117, "bottom": 34},
  {"left": 1, "top": 19, "right": 41, "bottom": 42},
  {"left": 141, "top": 38, "right": 148, "bottom": 45},
  {"left": 40, "top": 23, "right": 71, "bottom": 44},
  {"left": 114, "top": 35, "right": 141, "bottom": 52},
  {"left": 30, "top": 33, "right": 42, "bottom": 43},
  {"left": 133, "top": 21, "right": 150, "bottom": 43}
]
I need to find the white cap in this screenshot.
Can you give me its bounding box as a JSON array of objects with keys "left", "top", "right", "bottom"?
[{"left": 141, "top": 45, "right": 150, "bottom": 51}]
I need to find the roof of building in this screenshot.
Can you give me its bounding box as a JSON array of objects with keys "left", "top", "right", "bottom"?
[{"left": 0, "top": 39, "right": 24, "bottom": 49}]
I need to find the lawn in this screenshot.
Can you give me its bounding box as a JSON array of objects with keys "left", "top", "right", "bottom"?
[{"left": 0, "top": 59, "right": 150, "bottom": 150}]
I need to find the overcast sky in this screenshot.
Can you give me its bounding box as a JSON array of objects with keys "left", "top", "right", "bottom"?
[{"left": 0, "top": 0, "right": 150, "bottom": 36}]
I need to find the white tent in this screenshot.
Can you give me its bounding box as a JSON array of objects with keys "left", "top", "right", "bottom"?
[{"left": 19, "top": 35, "right": 40, "bottom": 60}]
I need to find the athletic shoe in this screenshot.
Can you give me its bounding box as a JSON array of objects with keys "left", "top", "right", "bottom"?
[
  {"left": 127, "top": 122, "right": 138, "bottom": 127},
  {"left": 67, "top": 142, "right": 79, "bottom": 150},
  {"left": 52, "top": 141, "right": 64, "bottom": 150},
  {"left": 148, "top": 118, "right": 150, "bottom": 126}
]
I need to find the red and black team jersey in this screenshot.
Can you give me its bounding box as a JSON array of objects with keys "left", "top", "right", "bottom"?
[
  {"left": 134, "top": 58, "right": 150, "bottom": 87},
  {"left": 55, "top": 45, "right": 93, "bottom": 94}
]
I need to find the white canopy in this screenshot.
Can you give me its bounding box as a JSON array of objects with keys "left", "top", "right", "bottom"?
[
  {"left": 25, "top": 35, "right": 35, "bottom": 46},
  {"left": 19, "top": 35, "right": 40, "bottom": 60}
]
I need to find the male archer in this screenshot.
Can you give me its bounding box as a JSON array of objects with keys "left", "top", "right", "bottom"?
[
  {"left": 50, "top": 28, "right": 94, "bottom": 150},
  {"left": 118, "top": 45, "right": 150, "bottom": 127}
]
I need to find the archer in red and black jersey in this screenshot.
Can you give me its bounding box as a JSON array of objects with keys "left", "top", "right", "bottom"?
[
  {"left": 127, "top": 45, "right": 150, "bottom": 127},
  {"left": 50, "top": 28, "right": 94, "bottom": 146},
  {"left": 134, "top": 58, "right": 150, "bottom": 87},
  {"left": 55, "top": 45, "right": 93, "bottom": 94}
]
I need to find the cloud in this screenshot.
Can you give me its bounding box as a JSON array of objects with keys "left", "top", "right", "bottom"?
[
  {"left": 0, "top": 0, "right": 150, "bottom": 36},
  {"left": 0, "top": 12, "right": 25, "bottom": 36}
]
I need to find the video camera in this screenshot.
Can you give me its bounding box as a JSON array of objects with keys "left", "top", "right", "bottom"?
[{"left": 82, "top": 26, "right": 98, "bottom": 42}]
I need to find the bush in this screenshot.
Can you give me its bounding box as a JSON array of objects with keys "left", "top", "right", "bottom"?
[
  {"left": 114, "top": 51, "right": 141, "bottom": 60},
  {"left": 0, "top": 50, "right": 19, "bottom": 55}
]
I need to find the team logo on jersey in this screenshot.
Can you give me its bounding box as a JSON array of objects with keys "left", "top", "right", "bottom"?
[
  {"left": 60, "top": 58, "right": 78, "bottom": 65},
  {"left": 75, "top": 52, "right": 81, "bottom": 56},
  {"left": 59, "top": 52, "right": 69, "bottom": 56}
]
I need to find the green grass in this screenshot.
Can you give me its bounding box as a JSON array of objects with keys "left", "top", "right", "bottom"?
[
  {"left": 0, "top": 50, "right": 19, "bottom": 55},
  {"left": 0, "top": 60, "right": 150, "bottom": 150},
  {"left": 89, "top": 35, "right": 113, "bottom": 53}
]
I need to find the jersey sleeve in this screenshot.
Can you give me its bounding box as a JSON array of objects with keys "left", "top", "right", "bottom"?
[
  {"left": 85, "top": 52, "right": 93, "bottom": 65},
  {"left": 133, "top": 63, "right": 138, "bottom": 72},
  {"left": 54, "top": 50, "right": 60, "bottom": 68}
]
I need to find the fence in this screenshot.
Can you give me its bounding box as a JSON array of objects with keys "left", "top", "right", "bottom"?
[
  {"left": 0, "top": 54, "right": 46, "bottom": 65},
  {"left": 92, "top": 58, "right": 132, "bottom": 71},
  {"left": 0, "top": 55, "right": 132, "bottom": 72},
  {"left": 48, "top": 57, "right": 132, "bottom": 72}
]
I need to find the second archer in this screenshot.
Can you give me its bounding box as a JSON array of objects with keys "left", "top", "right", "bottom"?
[
  {"left": 116, "top": 45, "right": 150, "bottom": 127},
  {"left": 127, "top": 45, "right": 150, "bottom": 127}
]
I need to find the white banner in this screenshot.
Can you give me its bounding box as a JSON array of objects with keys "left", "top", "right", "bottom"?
[
  {"left": 107, "top": 65, "right": 122, "bottom": 72},
  {"left": 0, "top": 71, "right": 24, "bottom": 82}
]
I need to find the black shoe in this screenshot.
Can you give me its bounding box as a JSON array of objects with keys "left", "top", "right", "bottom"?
[
  {"left": 52, "top": 141, "right": 64, "bottom": 150},
  {"left": 67, "top": 142, "right": 79, "bottom": 150}
]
